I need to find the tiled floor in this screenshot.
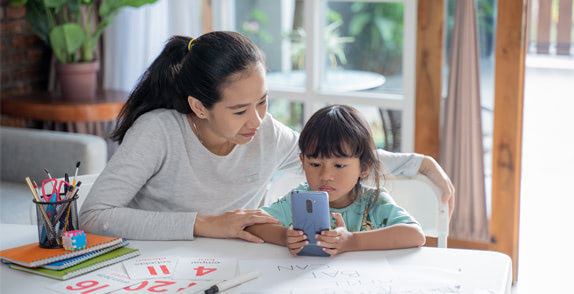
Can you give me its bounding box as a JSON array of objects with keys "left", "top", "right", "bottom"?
[{"left": 511, "top": 54, "right": 574, "bottom": 293}]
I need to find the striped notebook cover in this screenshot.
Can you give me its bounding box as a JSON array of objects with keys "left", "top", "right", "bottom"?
[
  {"left": 41, "top": 240, "right": 129, "bottom": 270},
  {"left": 9, "top": 247, "right": 140, "bottom": 280},
  {"left": 0, "top": 233, "right": 123, "bottom": 267}
]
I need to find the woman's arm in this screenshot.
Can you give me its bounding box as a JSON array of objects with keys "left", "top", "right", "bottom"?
[
  {"left": 418, "top": 156, "right": 455, "bottom": 218},
  {"left": 377, "top": 149, "right": 455, "bottom": 218},
  {"left": 80, "top": 114, "right": 278, "bottom": 241}
]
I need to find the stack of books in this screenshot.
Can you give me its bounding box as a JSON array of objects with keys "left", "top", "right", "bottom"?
[{"left": 0, "top": 233, "right": 140, "bottom": 280}]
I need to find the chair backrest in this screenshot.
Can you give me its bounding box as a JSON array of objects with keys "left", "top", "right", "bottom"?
[
  {"left": 29, "top": 173, "right": 100, "bottom": 225},
  {"left": 382, "top": 174, "right": 449, "bottom": 248}
]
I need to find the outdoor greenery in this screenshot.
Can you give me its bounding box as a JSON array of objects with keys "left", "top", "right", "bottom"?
[
  {"left": 239, "top": 8, "right": 274, "bottom": 45},
  {"left": 285, "top": 9, "right": 354, "bottom": 70},
  {"left": 9, "top": 0, "right": 158, "bottom": 63},
  {"left": 343, "top": 2, "right": 404, "bottom": 76}
]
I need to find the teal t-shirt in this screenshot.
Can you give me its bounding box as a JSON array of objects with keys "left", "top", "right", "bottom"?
[{"left": 261, "top": 183, "right": 420, "bottom": 232}]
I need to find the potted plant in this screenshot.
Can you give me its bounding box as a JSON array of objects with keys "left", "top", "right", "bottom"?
[{"left": 9, "top": 0, "right": 158, "bottom": 101}]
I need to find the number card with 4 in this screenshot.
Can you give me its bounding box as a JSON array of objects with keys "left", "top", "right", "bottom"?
[
  {"left": 173, "top": 258, "right": 237, "bottom": 280},
  {"left": 123, "top": 256, "right": 178, "bottom": 280},
  {"left": 47, "top": 272, "right": 137, "bottom": 294}
]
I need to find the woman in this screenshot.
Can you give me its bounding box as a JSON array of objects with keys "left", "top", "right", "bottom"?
[{"left": 80, "top": 31, "right": 454, "bottom": 241}]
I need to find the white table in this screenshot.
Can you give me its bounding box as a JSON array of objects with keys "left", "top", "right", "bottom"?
[
  {"left": 266, "top": 70, "right": 386, "bottom": 92},
  {"left": 0, "top": 224, "right": 511, "bottom": 293}
]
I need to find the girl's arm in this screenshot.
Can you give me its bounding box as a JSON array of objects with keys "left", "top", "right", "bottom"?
[
  {"left": 245, "top": 223, "right": 288, "bottom": 246},
  {"left": 316, "top": 213, "right": 425, "bottom": 255},
  {"left": 246, "top": 224, "right": 310, "bottom": 255}
]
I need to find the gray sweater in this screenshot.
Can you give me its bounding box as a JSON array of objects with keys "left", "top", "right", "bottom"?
[{"left": 79, "top": 109, "right": 422, "bottom": 240}]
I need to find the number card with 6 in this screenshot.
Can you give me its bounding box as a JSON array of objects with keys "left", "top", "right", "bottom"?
[{"left": 47, "top": 272, "right": 137, "bottom": 294}]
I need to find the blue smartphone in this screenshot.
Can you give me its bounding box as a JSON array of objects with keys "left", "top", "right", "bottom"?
[{"left": 290, "top": 190, "right": 331, "bottom": 257}]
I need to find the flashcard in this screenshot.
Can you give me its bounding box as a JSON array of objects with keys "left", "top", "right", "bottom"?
[
  {"left": 123, "top": 256, "right": 178, "bottom": 280},
  {"left": 111, "top": 278, "right": 216, "bottom": 293},
  {"left": 48, "top": 271, "right": 138, "bottom": 294},
  {"left": 172, "top": 258, "right": 237, "bottom": 280}
]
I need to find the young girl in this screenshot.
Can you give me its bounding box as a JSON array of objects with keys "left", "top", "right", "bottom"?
[{"left": 248, "top": 105, "right": 425, "bottom": 255}]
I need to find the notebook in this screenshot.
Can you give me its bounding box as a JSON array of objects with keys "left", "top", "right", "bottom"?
[
  {"left": 42, "top": 240, "right": 129, "bottom": 270},
  {"left": 0, "top": 233, "right": 123, "bottom": 268},
  {"left": 9, "top": 247, "right": 140, "bottom": 280}
]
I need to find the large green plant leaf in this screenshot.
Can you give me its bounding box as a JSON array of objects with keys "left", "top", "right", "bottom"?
[{"left": 49, "top": 23, "right": 85, "bottom": 63}]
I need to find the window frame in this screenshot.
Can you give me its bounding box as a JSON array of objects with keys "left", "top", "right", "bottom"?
[{"left": 213, "top": 0, "right": 418, "bottom": 152}]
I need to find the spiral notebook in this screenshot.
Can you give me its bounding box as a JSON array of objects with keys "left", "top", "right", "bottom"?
[
  {"left": 0, "top": 233, "right": 123, "bottom": 267},
  {"left": 9, "top": 247, "right": 140, "bottom": 280},
  {"left": 41, "top": 240, "right": 129, "bottom": 270}
]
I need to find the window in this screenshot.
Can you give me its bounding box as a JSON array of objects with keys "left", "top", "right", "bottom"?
[{"left": 213, "top": 0, "right": 417, "bottom": 152}]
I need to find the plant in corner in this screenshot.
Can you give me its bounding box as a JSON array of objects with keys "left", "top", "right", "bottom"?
[{"left": 8, "top": 0, "right": 158, "bottom": 100}]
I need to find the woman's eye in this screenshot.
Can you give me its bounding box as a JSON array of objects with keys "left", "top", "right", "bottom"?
[
  {"left": 258, "top": 99, "right": 267, "bottom": 106},
  {"left": 234, "top": 110, "right": 247, "bottom": 115}
]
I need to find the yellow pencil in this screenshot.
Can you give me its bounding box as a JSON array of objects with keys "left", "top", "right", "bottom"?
[{"left": 26, "top": 177, "right": 59, "bottom": 244}]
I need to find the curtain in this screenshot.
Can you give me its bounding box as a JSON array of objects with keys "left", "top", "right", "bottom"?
[
  {"left": 440, "top": 0, "right": 489, "bottom": 241},
  {"left": 103, "top": 0, "right": 202, "bottom": 92}
]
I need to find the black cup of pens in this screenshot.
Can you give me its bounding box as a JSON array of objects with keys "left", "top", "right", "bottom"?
[{"left": 33, "top": 194, "right": 79, "bottom": 249}]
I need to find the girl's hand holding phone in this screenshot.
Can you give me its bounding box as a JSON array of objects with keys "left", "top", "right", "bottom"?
[
  {"left": 285, "top": 226, "right": 308, "bottom": 255},
  {"left": 316, "top": 213, "right": 353, "bottom": 255}
]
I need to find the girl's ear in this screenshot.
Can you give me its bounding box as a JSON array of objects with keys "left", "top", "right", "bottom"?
[
  {"left": 359, "top": 165, "right": 371, "bottom": 178},
  {"left": 188, "top": 96, "right": 207, "bottom": 119},
  {"left": 299, "top": 154, "right": 304, "bottom": 165}
]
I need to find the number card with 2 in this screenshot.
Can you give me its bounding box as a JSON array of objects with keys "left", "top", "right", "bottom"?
[
  {"left": 173, "top": 258, "right": 237, "bottom": 280},
  {"left": 123, "top": 256, "right": 178, "bottom": 280},
  {"left": 47, "top": 272, "right": 137, "bottom": 294},
  {"left": 113, "top": 278, "right": 216, "bottom": 293}
]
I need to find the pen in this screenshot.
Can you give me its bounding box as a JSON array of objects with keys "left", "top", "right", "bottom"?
[
  {"left": 204, "top": 270, "right": 260, "bottom": 294},
  {"left": 72, "top": 161, "right": 80, "bottom": 187},
  {"left": 64, "top": 173, "right": 70, "bottom": 194}
]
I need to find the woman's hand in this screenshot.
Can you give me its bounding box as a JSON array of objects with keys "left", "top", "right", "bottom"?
[
  {"left": 316, "top": 213, "right": 353, "bottom": 256},
  {"left": 418, "top": 156, "right": 456, "bottom": 218},
  {"left": 194, "top": 209, "right": 279, "bottom": 243},
  {"left": 285, "top": 226, "right": 308, "bottom": 255}
]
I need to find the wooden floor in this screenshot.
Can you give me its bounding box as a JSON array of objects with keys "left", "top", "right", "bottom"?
[{"left": 511, "top": 53, "right": 574, "bottom": 293}]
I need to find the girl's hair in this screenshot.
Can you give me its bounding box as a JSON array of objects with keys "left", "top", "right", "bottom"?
[
  {"left": 111, "top": 31, "right": 265, "bottom": 143},
  {"left": 299, "top": 104, "right": 383, "bottom": 204}
]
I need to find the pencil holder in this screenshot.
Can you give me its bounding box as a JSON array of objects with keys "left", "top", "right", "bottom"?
[{"left": 33, "top": 194, "right": 79, "bottom": 249}]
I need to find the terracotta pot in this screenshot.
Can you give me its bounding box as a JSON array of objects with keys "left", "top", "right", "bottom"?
[{"left": 56, "top": 61, "right": 100, "bottom": 101}]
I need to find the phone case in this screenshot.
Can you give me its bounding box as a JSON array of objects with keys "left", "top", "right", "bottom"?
[{"left": 290, "top": 190, "right": 331, "bottom": 257}]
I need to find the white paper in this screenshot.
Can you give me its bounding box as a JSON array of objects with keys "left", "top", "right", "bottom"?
[
  {"left": 235, "top": 258, "right": 391, "bottom": 292},
  {"left": 123, "top": 256, "right": 178, "bottom": 280},
  {"left": 172, "top": 258, "right": 237, "bottom": 280},
  {"left": 111, "top": 278, "right": 216, "bottom": 293},
  {"left": 48, "top": 271, "right": 138, "bottom": 294}
]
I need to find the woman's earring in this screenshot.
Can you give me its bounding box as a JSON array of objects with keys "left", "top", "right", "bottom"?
[{"left": 200, "top": 113, "right": 204, "bottom": 117}]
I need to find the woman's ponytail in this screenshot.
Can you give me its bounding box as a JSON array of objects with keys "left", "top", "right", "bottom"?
[{"left": 111, "top": 36, "right": 192, "bottom": 143}]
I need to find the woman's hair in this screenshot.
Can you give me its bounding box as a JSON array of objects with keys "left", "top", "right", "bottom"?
[
  {"left": 298, "top": 104, "right": 383, "bottom": 204},
  {"left": 111, "top": 31, "right": 265, "bottom": 143}
]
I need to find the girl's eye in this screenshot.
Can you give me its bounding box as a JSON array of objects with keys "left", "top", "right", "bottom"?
[
  {"left": 335, "top": 164, "right": 346, "bottom": 168},
  {"left": 310, "top": 163, "right": 321, "bottom": 167},
  {"left": 234, "top": 110, "right": 247, "bottom": 115}
]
